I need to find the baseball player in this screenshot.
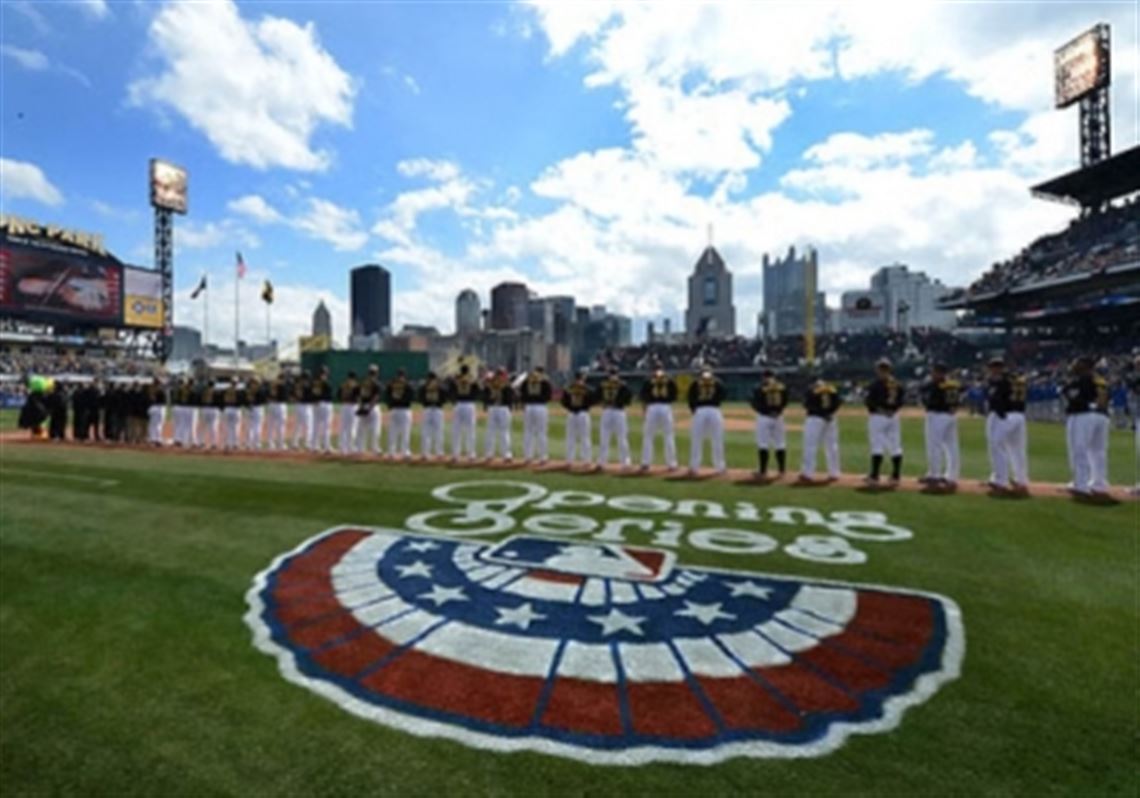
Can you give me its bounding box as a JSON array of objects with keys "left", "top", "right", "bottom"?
[
  {"left": 245, "top": 376, "right": 266, "bottom": 450},
  {"left": 221, "top": 380, "right": 243, "bottom": 452},
  {"left": 596, "top": 367, "right": 632, "bottom": 470},
  {"left": 985, "top": 357, "right": 1018, "bottom": 491},
  {"left": 750, "top": 369, "right": 788, "bottom": 478},
  {"left": 1006, "top": 368, "right": 1030, "bottom": 490},
  {"left": 186, "top": 378, "right": 202, "bottom": 448},
  {"left": 482, "top": 368, "right": 515, "bottom": 461},
  {"left": 146, "top": 377, "right": 167, "bottom": 446},
  {"left": 1132, "top": 356, "right": 1140, "bottom": 497},
  {"left": 418, "top": 371, "right": 446, "bottom": 458},
  {"left": 265, "top": 373, "right": 290, "bottom": 451},
  {"left": 448, "top": 363, "right": 479, "bottom": 462},
  {"left": 199, "top": 379, "right": 220, "bottom": 450},
  {"left": 561, "top": 370, "right": 595, "bottom": 466},
  {"left": 799, "top": 376, "right": 842, "bottom": 483},
  {"left": 385, "top": 368, "right": 414, "bottom": 460},
  {"left": 864, "top": 359, "right": 904, "bottom": 486},
  {"left": 1064, "top": 357, "right": 1111, "bottom": 496},
  {"left": 919, "top": 363, "right": 960, "bottom": 487},
  {"left": 520, "top": 366, "right": 553, "bottom": 464},
  {"left": 355, "top": 365, "right": 383, "bottom": 455},
  {"left": 312, "top": 366, "right": 334, "bottom": 453},
  {"left": 337, "top": 371, "right": 359, "bottom": 456},
  {"left": 639, "top": 365, "right": 678, "bottom": 471},
  {"left": 291, "top": 371, "right": 313, "bottom": 451},
  {"left": 687, "top": 369, "right": 727, "bottom": 475}
]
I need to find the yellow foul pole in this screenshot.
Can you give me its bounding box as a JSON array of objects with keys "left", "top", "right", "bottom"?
[{"left": 804, "top": 253, "right": 815, "bottom": 364}]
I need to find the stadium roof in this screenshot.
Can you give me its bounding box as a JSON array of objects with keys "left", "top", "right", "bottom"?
[{"left": 1031, "top": 145, "right": 1140, "bottom": 207}]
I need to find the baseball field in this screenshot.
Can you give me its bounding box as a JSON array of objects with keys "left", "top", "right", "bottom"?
[{"left": 1, "top": 407, "right": 1136, "bottom": 796}]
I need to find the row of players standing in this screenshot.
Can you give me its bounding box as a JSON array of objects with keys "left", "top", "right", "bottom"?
[{"left": 135, "top": 354, "right": 1121, "bottom": 494}]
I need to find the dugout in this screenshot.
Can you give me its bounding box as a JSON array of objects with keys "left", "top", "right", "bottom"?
[{"left": 301, "top": 351, "right": 429, "bottom": 386}]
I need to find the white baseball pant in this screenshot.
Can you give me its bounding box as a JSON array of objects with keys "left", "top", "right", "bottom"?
[
  {"left": 755, "top": 415, "right": 786, "bottom": 450},
  {"left": 1006, "top": 412, "right": 1028, "bottom": 485},
  {"left": 986, "top": 413, "right": 1017, "bottom": 486},
  {"left": 291, "top": 404, "right": 313, "bottom": 450},
  {"left": 148, "top": 405, "right": 166, "bottom": 445},
  {"left": 598, "top": 408, "right": 630, "bottom": 467},
  {"left": 452, "top": 402, "right": 477, "bottom": 460},
  {"left": 389, "top": 408, "right": 413, "bottom": 458},
  {"left": 223, "top": 407, "right": 242, "bottom": 450},
  {"left": 355, "top": 407, "right": 382, "bottom": 455},
  {"left": 641, "top": 404, "right": 677, "bottom": 469},
  {"left": 186, "top": 407, "right": 199, "bottom": 447},
  {"left": 565, "top": 411, "right": 592, "bottom": 464},
  {"left": 266, "top": 403, "right": 288, "bottom": 451},
  {"left": 801, "top": 416, "right": 840, "bottom": 479},
  {"left": 338, "top": 404, "right": 357, "bottom": 455},
  {"left": 868, "top": 414, "right": 902, "bottom": 456},
  {"left": 1070, "top": 412, "right": 1109, "bottom": 492},
  {"left": 421, "top": 407, "right": 445, "bottom": 457},
  {"left": 923, "top": 412, "right": 959, "bottom": 481},
  {"left": 313, "top": 402, "right": 334, "bottom": 452},
  {"left": 523, "top": 405, "right": 550, "bottom": 462},
  {"left": 246, "top": 406, "right": 264, "bottom": 450},
  {"left": 485, "top": 407, "right": 512, "bottom": 459},
  {"left": 199, "top": 407, "right": 220, "bottom": 449},
  {"left": 690, "top": 406, "right": 726, "bottom": 472}
]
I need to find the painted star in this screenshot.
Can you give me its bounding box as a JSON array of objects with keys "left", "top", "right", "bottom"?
[
  {"left": 588, "top": 607, "right": 646, "bottom": 637},
  {"left": 726, "top": 580, "right": 774, "bottom": 600},
  {"left": 405, "top": 540, "right": 440, "bottom": 553},
  {"left": 420, "top": 584, "right": 468, "bottom": 606},
  {"left": 675, "top": 600, "right": 736, "bottom": 626},
  {"left": 494, "top": 602, "right": 546, "bottom": 631},
  {"left": 395, "top": 560, "right": 433, "bottom": 579}
]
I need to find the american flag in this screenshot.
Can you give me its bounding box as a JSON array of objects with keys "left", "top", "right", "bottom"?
[{"left": 236, "top": 251, "right": 247, "bottom": 280}]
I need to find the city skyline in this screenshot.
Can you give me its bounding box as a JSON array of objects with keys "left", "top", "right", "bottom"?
[{"left": 2, "top": 2, "right": 1135, "bottom": 347}]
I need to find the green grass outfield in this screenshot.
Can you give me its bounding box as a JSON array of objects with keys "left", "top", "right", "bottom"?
[{"left": 1, "top": 409, "right": 1137, "bottom": 796}]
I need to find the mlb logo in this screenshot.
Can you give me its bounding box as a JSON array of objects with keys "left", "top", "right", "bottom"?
[
  {"left": 480, "top": 536, "right": 674, "bottom": 583},
  {"left": 247, "top": 526, "right": 964, "bottom": 765}
]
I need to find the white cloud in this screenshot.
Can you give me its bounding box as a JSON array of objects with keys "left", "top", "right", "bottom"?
[
  {"left": 129, "top": 0, "right": 355, "bottom": 171},
  {"left": 227, "top": 194, "right": 284, "bottom": 224},
  {"left": 397, "top": 158, "right": 461, "bottom": 182},
  {"left": 0, "top": 158, "right": 64, "bottom": 206},
  {"left": 175, "top": 220, "right": 260, "bottom": 251},
  {"left": 291, "top": 198, "right": 368, "bottom": 251},
  {"left": 1, "top": 44, "right": 48, "bottom": 70},
  {"left": 804, "top": 130, "right": 935, "bottom": 169},
  {"left": 73, "top": 0, "right": 110, "bottom": 20}
]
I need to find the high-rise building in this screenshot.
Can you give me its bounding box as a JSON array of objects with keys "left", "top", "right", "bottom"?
[
  {"left": 839, "top": 264, "right": 959, "bottom": 332},
  {"left": 763, "top": 246, "right": 827, "bottom": 338},
  {"left": 455, "top": 289, "right": 481, "bottom": 337},
  {"left": 686, "top": 245, "right": 736, "bottom": 338},
  {"left": 490, "top": 281, "right": 529, "bottom": 330},
  {"left": 312, "top": 300, "right": 331, "bottom": 338},
  {"left": 350, "top": 264, "right": 391, "bottom": 337}
]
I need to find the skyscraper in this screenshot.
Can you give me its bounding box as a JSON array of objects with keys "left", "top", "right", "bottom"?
[
  {"left": 350, "top": 264, "right": 391, "bottom": 337},
  {"left": 686, "top": 245, "right": 736, "bottom": 338},
  {"left": 312, "top": 300, "right": 331, "bottom": 338},
  {"left": 762, "top": 246, "right": 827, "bottom": 338},
  {"left": 455, "top": 289, "right": 481, "bottom": 337},
  {"left": 490, "top": 281, "right": 529, "bottom": 330}
]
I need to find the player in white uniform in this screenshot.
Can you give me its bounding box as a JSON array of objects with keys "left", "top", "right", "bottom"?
[
  {"left": 311, "top": 366, "right": 334, "bottom": 453},
  {"left": 354, "top": 366, "right": 383, "bottom": 455},
  {"left": 561, "top": 371, "right": 595, "bottom": 467},
  {"left": 290, "top": 372, "right": 313, "bottom": 451},
  {"left": 482, "top": 368, "right": 515, "bottom": 461},
  {"left": 245, "top": 377, "right": 266, "bottom": 450},
  {"left": 799, "top": 377, "right": 842, "bottom": 482},
  {"left": 863, "top": 359, "right": 904, "bottom": 486},
  {"left": 1064, "top": 357, "right": 1111, "bottom": 497},
  {"left": 596, "top": 368, "right": 632, "bottom": 470},
  {"left": 198, "top": 380, "right": 221, "bottom": 450},
  {"left": 448, "top": 364, "right": 479, "bottom": 462},
  {"left": 146, "top": 378, "right": 167, "bottom": 446},
  {"left": 221, "top": 381, "right": 243, "bottom": 452},
  {"left": 520, "top": 367, "right": 552, "bottom": 465},
  {"left": 984, "top": 357, "right": 1019, "bottom": 492},
  {"left": 418, "top": 372, "right": 447, "bottom": 459},
  {"left": 919, "top": 363, "right": 961, "bottom": 488},
  {"left": 265, "top": 374, "right": 290, "bottom": 452},
  {"left": 385, "top": 369, "right": 414, "bottom": 460},
  {"left": 336, "top": 371, "right": 359, "bottom": 456},
  {"left": 749, "top": 369, "right": 788, "bottom": 479},
  {"left": 639, "top": 366, "right": 678, "bottom": 471},
  {"left": 687, "top": 369, "right": 727, "bottom": 475}
]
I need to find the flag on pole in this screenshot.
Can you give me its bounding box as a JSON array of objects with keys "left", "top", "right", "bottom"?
[
  {"left": 236, "top": 251, "right": 247, "bottom": 279},
  {"left": 190, "top": 275, "right": 207, "bottom": 299},
  {"left": 261, "top": 279, "right": 274, "bottom": 304}
]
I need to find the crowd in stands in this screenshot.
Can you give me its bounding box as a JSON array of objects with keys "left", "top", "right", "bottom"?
[
  {"left": 954, "top": 199, "right": 1140, "bottom": 298},
  {"left": 0, "top": 350, "right": 161, "bottom": 379}
]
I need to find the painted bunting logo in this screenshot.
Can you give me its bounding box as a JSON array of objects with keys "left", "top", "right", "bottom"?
[{"left": 246, "top": 527, "right": 963, "bottom": 765}]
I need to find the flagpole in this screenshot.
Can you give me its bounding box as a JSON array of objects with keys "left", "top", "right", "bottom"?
[
  {"left": 234, "top": 266, "right": 240, "bottom": 368},
  {"left": 203, "top": 272, "right": 210, "bottom": 361}
]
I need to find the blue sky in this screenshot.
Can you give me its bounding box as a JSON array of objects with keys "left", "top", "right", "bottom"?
[{"left": 1, "top": 1, "right": 1136, "bottom": 349}]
